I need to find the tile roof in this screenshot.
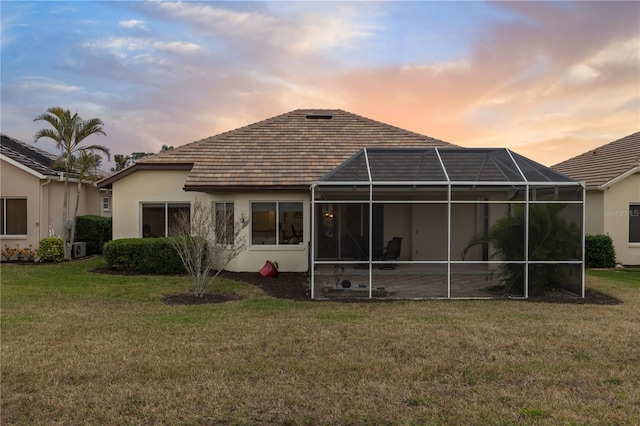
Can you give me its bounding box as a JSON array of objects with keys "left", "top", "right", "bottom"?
[
  {"left": 100, "top": 109, "right": 456, "bottom": 190},
  {"left": 1, "top": 133, "right": 61, "bottom": 177},
  {"left": 552, "top": 132, "right": 640, "bottom": 187}
]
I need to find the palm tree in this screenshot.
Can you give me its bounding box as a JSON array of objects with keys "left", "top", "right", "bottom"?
[
  {"left": 34, "top": 107, "right": 110, "bottom": 260},
  {"left": 68, "top": 150, "right": 103, "bottom": 247}
]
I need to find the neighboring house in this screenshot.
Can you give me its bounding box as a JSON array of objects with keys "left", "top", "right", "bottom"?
[
  {"left": 0, "top": 134, "right": 112, "bottom": 251},
  {"left": 99, "top": 109, "right": 584, "bottom": 298},
  {"left": 553, "top": 132, "right": 640, "bottom": 266}
]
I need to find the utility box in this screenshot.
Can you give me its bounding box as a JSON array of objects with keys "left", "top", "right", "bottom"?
[{"left": 71, "top": 242, "right": 86, "bottom": 259}]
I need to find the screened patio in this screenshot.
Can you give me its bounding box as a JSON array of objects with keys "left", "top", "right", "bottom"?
[{"left": 310, "top": 148, "right": 585, "bottom": 299}]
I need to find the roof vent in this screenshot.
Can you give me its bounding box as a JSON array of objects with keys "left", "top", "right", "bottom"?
[{"left": 305, "top": 113, "right": 333, "bottom": 120}]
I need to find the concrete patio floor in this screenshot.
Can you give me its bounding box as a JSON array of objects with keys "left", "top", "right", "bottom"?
[{"left": 311, "top": 263, "right": 514, "bottom": 299}]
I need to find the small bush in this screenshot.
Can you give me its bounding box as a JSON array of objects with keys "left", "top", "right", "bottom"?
[
  {"left": 75, "top": 215, "right": 112, "bottom": 255},
  {"left": 103, "top": 238, "right": 185, "bottom": 274},
  {"left": 37, "top": 237, "right": 64, "bottom": 262},
  {"left": 585, "top": 234, "right": 616, "bottom": 268}
]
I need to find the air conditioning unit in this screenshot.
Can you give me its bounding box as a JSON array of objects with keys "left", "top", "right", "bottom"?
[{"left": 71, "top": 242, "right": 86, "bottom": 259}]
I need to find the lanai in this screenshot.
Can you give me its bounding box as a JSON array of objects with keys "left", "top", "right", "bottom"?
[{"left": 310, "top": 148, "right": 585, "bottom": 299}]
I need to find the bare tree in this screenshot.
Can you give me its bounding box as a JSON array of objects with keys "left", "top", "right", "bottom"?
[{"left": 169, "top": 199, "right": 248, "bottom": 297}]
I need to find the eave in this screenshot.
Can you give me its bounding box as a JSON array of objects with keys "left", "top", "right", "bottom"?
[
  {"left": 597, "top": 166, "right": 640, "bottom": 190},
  {"left": 1, "top": 153, "right": 61, "bottom": 180},
  {"left": 97, "top": 163, "right": 194, "bottom": 188},
  {"left": 183, "top": 184, "right": 310, "bottom": 192}
]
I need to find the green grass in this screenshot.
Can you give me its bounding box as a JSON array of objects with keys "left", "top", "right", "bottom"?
[{"left": 2, "top": 257, "right": 640, "bottom": 425}]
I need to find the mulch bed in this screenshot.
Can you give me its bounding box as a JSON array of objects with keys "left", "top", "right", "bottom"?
[
  {"left": 91, "top": 267, "right": 622, "bottom": 305},
  {"left": 221, "top": 272, "right": 622, "bottom": 305}
]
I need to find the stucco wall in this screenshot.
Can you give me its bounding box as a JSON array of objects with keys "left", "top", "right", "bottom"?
[
  {"left": 111, "top": 170, "right": 310, "bottom": 272},
  {"left": 602, "top": 173, "right": 640, "bottom": 265},
  {"left": 0, "top": 161, "right": 43, "bottom": 248},
  {"left": 231, "top": 192, "right": 309, "bottom": 273},
  {"left": 384, "top": 204, "right": 412, "bottom": 260},
  {"left": 111, "top": 170, "right": 197, "bottom": 239},
  {"left": 0, "top": 160, "right": 103, "bottom": 251},
  {"left": 585, "top": 191, "right": 604, "bottom": 235}
]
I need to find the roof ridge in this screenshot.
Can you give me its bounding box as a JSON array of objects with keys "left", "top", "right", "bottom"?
[
  {"left": 336, "top": 109, "right": 457, "bottom": 147},
  {"left": 103, "top": 108, "right": 459, "bottom": 188}
]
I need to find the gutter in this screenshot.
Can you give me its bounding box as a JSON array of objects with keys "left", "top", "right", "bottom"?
[
  {"left": 597, "top": 166, "right": 640, "bottom": 190},
  {"left": 39, "top": 179, "right": 51, "bottom": 240}
]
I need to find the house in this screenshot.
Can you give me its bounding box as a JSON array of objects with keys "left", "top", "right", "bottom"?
[
  {"left": 0, "top": 134, "right": 111, "bottom": 253},
  {"left": 99, "top": 109, "right": 584, "bottom": 298},
  {"left": 553, "top": 132, "right": 640, "bottom": 266}
]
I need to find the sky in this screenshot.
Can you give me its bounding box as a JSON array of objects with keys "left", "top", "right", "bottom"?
[{"left": 1, "top": 1, "right": 639, "bottom": 169}]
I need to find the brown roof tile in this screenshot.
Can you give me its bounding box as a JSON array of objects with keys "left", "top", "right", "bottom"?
[
  {"left": 100, "top": 109, "right": 456, "bottom": 189},
  {"left": 552, "top": 132, "right": 640, "bottom": 187}
]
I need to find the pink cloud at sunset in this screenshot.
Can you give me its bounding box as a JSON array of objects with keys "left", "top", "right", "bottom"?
[{"left": 1, "top": 1, "right": 638, "bottom": 167}]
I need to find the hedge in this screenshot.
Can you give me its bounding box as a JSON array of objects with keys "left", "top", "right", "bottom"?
[
  {"left": 585, "top": 234, "right": 616, "bottom": 268},
  {"left": 103, "top": 238, "right": 185, "bottom": 274},
  {"left": 75, "top": 215, "right": 112, "bottom": 255}
]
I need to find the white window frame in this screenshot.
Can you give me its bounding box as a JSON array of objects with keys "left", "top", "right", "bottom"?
[
  {"left": 630, "top": 203, "right": 640, "bottom": 244},
  {"left": 102, "top": 196, "right": 111, "bottom": 212},
  {"left": 250, "top": 201, "right": 304, "bottom": 246},
  {"left": 140, "top": 202, "right": 190, "bottom": 238}
]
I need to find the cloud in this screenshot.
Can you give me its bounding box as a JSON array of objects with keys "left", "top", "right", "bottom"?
[
  {"left": 146, "top": 0, "right": 374, "bottom": 58},
  {"left": 315, "top": 2, "right": 639, "bottom": 165},
  {"left": 119, "top": 19, "right": 145, "bottom": 29},
  {"left": 1, "top": 1, "right": 637, "bottom": 169},
  {"left": 82, "top": 37, "right": 201, "bottom": 56},
  {"left": 11, "top": 77, "right": 81, "bottom": 92}
]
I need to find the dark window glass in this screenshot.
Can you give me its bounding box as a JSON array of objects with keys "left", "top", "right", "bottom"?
[
  {"left": 630, "top": 204, "right": 640, "bottom": 243},
  {"left": 142, "top": 203, "right": 190, "bottom": 237},
  {"left": 1, "top": 198, "right": 27, "bottom": 235},
  {"left": 215, "top": 202, "right": 235, "bottom": 244},
  {"left": 251, "top": 202, "right": 303, "bottom": 245}
]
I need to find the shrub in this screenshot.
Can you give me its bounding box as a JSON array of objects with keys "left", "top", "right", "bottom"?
[
  {"left": 103, "top": 238, "right": 185, "bottom": 274},
  {"left": 585, "top": 234, "right": 616, "bottom": 268},
  {"left": 462, "top": 204, "right": 581, "bottom": 296},
  {"left": 37, "top": 237, "right": 64, "bottom": 262},
  {"left": 75, "top": 215, "right": 112, "bottom": 255}
]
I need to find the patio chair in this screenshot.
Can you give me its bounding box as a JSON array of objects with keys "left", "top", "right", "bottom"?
[
  {"left": 291, "top": 225, "right": 303, "bottom": 239},
  {"left": 379, "top": 237, "right": 402, "bottom": 270}
]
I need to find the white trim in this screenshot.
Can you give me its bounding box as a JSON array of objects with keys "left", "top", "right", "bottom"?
[
  {"left": 598, "top": 166, "right": 640, "bottom": 189},
  {"left": 505, "top": 148, "right": 527, "bottom": 181},
  {"left": 249, "top": 200, "right": 305, "bottom": 247},
  {"left": 1, "top": 154, "right": 49, "bottom": 179}
]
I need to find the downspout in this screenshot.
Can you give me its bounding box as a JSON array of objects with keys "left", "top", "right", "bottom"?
[{"left": 40, "top": 179, "right": 51, "bottom": 240}]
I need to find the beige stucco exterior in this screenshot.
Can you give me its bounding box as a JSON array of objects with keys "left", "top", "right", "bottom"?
[
  {"left": 586, "top": 172, "right": 640, "bottom": 265},
  {"left": 111, "top": 169, "right": 311, "bottom": 272},
  {"left": 1, "top": 158, "right": 108, "bottom": 251}
]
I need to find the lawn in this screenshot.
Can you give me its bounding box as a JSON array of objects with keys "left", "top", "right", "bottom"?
[{"left": 2, "top": 258, "right": 639, "bottom": 425}]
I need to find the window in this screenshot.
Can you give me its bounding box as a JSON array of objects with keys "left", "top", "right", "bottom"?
[
  {"left": 142, "top": 202, "right": 190, "bottom": 237},
  {"left": 251, "top": 202, "right": 303, "bottom": 245},
  {"left": 102, "top": 197, "right": 110, "bottom": 212},
  {"left": 1, "top": 198, "right": 27, "bottom": 236},
  {"left": 630, "top": 204, "right": 640, "bottom": 243},
  {"left": 215, "top": 202, "right": 234, "bottom": 244}
]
